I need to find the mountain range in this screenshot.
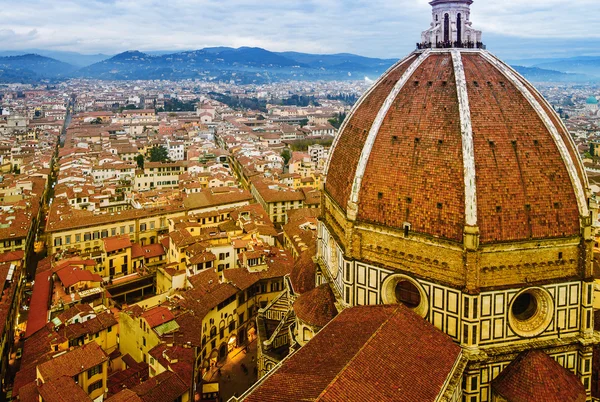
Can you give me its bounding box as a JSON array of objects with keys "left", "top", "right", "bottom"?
[{"left": 0, "top": 47, "right": 598, "bottom": 84}]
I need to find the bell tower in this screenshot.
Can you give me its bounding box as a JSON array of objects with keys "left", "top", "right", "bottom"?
[{"left": 420, "top": 0, "right": 483, "bottom": 48}]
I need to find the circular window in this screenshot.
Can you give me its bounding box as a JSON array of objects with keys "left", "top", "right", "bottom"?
[
  {"left": 395, "top": 281, "right": 421, "bottom": 308},
  {"left": 508, "top": 288, "right": 554, "bottom": 338},
  {"left": 382, "top": 275, "right": 428, "bottom": 317}
]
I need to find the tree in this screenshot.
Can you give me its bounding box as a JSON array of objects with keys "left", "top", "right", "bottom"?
[
  {"left": 149, "top": 146, "right": 169, "bottom": 162},
  {"left": 299, "top": 118, "right": 309, "bottom": 127},
  {"left": 328, "top": 112, "right": 347, "bottom": 129},
  {"left": 135, "top": 154, "right": 145, "bottom": 169},
  {"left": 281, "top": 149, "right": 292, "bottom": 165}
]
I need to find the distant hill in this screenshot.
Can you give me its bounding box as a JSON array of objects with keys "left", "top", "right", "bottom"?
[
  {"left": 0, "top": 54, "right": 76, "bottom": 83},
  {"left": 512, "top": 65, "right": 594, "bottom": 83},
  {"left": 277, "top": 51, "right": 398, "bottom": 71},
  {"left": 0, "top": 50, "right": 109, "bottom": 67},
  {"left": 2, "top": 47, "right": 598, "bottom": 84},
  {"left": 532, "top": 57, "right": 600, "bottom": 77},
  {"left": 72, "top": 47, "right": 399, "bottom": 83}
]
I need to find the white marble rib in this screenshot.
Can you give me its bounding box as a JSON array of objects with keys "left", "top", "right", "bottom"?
[
  {"left": 451, "top": 49, "right": 478, "bottom": 227},
  {"left": 348, "top": 50, "right": 432, "bottom": 207},
  {"left": 323, "top": 52, "right": 420, "bottom": 182}
]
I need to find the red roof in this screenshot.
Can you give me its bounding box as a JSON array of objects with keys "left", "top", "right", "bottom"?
[
  {"left": 0, "top": 250, "right": 25, "bottom": 263},
  {"left": 37, "top": 376, "right": 91, "bottom": 402},
  {"left": 25, "top": 270, "right": 52, "bottom": 337},
  {"left": 492, "top": 349, "right": 586, "bottom": 402},
  {"left": 140, "top": 306, "right": 174, "bottom": 328},
  {"left": 103, "top": 235, "right": 132, "bottom": 253},
  {"left": 290, "top": 251, "right": 316, "bottom": 294},
  {"left": 245, "top": 305, "right": 461, "bottom": 402},
  {"left": 131, "top": 370, "right": 188, "bottom": 402},
  {"left": 131, "top": 243, "right": 165, "bottom": 259},
  {"left": 55, "top": 266, "right": 102, "bottom": 288},
  {"left": 293, "top": 284, "right": 337, "bottom": 327},
  {"left": 37, "top": 343, "right": 108, "bottom": 382}
]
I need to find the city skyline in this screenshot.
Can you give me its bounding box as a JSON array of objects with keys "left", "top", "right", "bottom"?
[{"left": 1, "top": 0, "right": 600, "bottom": 60}]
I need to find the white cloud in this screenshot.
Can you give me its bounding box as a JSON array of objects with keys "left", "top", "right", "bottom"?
[{"left": 0, "top": 0, "right": 596, "bottom": 58}]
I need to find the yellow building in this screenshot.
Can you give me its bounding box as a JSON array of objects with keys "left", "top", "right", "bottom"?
[
  {"left": 36, "top": 342, "right": 109, "bottom": 401},
  {"left": 102, "top": 235, "right": 133, "bottom": 277},
  {"left": 250, "top": 179, "right": 306, "bottom": 224},
  {"left": 119, "top": 305, "right": 175, "bottom": 365}
]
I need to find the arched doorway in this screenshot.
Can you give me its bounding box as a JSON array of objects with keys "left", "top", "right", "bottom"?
[
  {"left": 247, "top": 321, "right": 257, "bottom": 342},
  {"left": 457, "top": 13, "right": 462, "bottom": 45},
  {"left": 209, "top": 349, "right": 218, "bottom": 368},
  {"left": 444, "top": 14, "right": 450, "bottom": 43},
  {"left": 227, "top": 334, "right": 237, "bottom": 352},
  {"left": 219, "top": 343, "right": 227, "bottom": 360}
]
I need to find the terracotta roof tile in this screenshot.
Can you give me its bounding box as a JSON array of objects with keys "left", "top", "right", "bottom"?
[
  {"left": 131, "top": 371, "right": 188, "bottom": 402},
  {"left": 38, "top": 376, "right": 92, "bottom": 402},
  {"left": 290, "top": 250, "right": 317, "bottom": 294},
  {"left": 103, "top": 235, "right": 132, "bottom": 253},
  {"left": 140, "top": 306, "right": 175, "bottom": 328},
  {"left": 37, "top": 343, "right": 108, "bottom": 382},
  {"left": 293, "top": 284, "right": 337, "bottom": 327},
  {"left": 492, "top": 349, "right": 586, "bottom": 402},
  {"left": 244, "top": 305, "right": 461, "bottom": 402}
]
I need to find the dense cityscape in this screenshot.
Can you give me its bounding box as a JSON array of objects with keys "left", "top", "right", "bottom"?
[{"left": 1, "top": 0, "right": 600, "bottom": 402}]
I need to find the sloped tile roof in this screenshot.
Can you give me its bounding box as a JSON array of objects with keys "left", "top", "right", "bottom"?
[{"left": 244, "top": 304, "right": 461, "bottom": 402}]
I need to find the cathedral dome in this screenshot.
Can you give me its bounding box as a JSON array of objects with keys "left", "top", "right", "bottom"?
[
  {"left": 586, "top": 96, "right": 598, "bottom": 105},
  {"left": 324, "top": 49, "right": 589, "bottom": 244}
]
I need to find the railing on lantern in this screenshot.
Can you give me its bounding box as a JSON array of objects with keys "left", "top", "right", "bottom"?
[{"left": 417, "top": 41, "right": 486, "bottom": 50}]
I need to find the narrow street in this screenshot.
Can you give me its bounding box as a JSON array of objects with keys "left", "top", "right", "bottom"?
[{"left": 202, "top": 339, "right": 258, "bottom": 401}]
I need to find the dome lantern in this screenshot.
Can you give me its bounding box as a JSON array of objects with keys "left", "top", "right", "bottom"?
[{"left": 419, "top": 0, "right": 483, "bottom": 49}]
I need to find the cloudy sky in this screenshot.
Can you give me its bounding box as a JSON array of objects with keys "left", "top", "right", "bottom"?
[{"left": 0, "top": 0, "right": 597, "bottom": 60}]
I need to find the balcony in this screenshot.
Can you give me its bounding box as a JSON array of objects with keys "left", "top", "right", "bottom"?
[{"left": 417, "top": 41, "right": 485, "bottom": 50}]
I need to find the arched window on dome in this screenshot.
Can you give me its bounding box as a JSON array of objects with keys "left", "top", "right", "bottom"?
[
  {"left": 457, "top": 13, "right": 462, "bottom": 45},
  {"left": 444, "top": 14, "right": 450, "bottom": 43}
]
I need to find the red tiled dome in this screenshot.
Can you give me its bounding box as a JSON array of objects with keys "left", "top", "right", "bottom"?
[
  {"left": 293, "top": 284, "right": 338, "bottom": 328},
  {"left": 324, "top": 49, "right": 589, "bottom": 244},
  {"left": 492, "top": 349, "right": 586, "bottom": 402}
]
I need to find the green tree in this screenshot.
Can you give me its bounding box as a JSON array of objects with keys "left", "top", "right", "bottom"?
[
  {"left": 149, "top": 146, "right": 169, "bottom": 162},
  {"left": 281, "top": 149, "right": 292, "bottom": 165},
  {"left": 135, "top": 154, "right": 145, "bottom": 169},
  {"left": 299, "top": 118, "right": 309, "bottom": 127},
  {"left": 328, "top": 112, "right": 347, "bottom": 129}
]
